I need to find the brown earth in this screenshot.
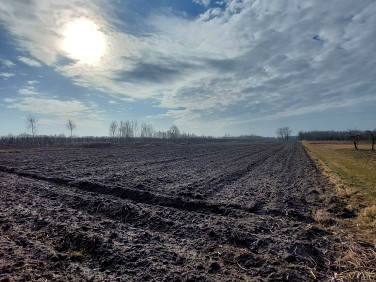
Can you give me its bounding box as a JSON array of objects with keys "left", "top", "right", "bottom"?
[{"left": 0, "top": 141, "right": 349, "bottom": 281}]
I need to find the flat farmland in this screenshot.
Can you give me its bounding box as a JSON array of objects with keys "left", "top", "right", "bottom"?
[{"left": 0, "top": 141, "right": 346, "bottom": 281}]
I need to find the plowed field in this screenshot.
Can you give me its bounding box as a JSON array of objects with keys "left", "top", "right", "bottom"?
[{"left": 0, "top": 142, "right": 346, "bottom": 281}]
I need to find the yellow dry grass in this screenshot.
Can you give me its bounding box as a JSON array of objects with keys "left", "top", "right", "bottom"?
[
  {"left": 303, "top": 141, "right": 376, "bottom": 280},
  {"left": 303, "top": 141, "right": 376, "bottom": 211}
]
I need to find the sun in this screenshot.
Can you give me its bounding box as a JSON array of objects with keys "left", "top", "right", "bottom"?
[{"left": 63, "top": 19, "right": 106, "bottom": 64}]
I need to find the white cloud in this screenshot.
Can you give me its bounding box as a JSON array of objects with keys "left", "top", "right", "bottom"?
[
  {"left": 149, "top": 0, "right": 376, "bottom": 129},
  {"left": 0, "top": 58, "right": 15, "bottom": 67},
  {"left": 0, "top": 1, "right": 108, "bottom": 65},
  {"left": 0, "top": 0, "right": 375, "bottom": 133},
  {"left": 0, "top": 72, "right": 15, "bottom": 78},
  {"left": 7, "top": 97, "right": 86, "bottom": 116},
  {"left": 18, "top": 87, "right": 39, "bottom": 95},
  {"left": 236, "top": 95, "right": 376, "bottom": 124},
  {"left": 27, "top": 80, "right": 39, "bottom": 85},
  {"left": 109, "top": 100, "right": 116, "bottom": 104},
  {"left": 193, "top": 0, "right": 211, "bottom": 7},
  {"left": 17, "top": 56, "right": 42, "bottom": 67},
  {"left": 3, "top": 98, "right": 16, "bottom": 103},
  {"left": 4, "top": 96, "right": 104, "bottom": 127}
]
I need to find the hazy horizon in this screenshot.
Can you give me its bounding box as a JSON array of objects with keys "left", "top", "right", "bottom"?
[{"left": 1, "top": 0, "right": 375, "bottom": 137}]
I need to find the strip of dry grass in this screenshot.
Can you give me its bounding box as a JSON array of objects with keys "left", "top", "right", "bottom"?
[
  {"left": 303, "top": 141, "right": 376, "bottom": 280},
  {"left": 303, "top": 141, "right": 376, "bottom": 230},
  {"left": 303, "top": 141, "right": 376, "bottom": 211}
]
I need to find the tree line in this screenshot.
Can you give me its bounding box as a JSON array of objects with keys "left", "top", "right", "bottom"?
[
  {"left": 0, "top": 116, "right": 215, "bottom": 148},
  {"left": 299, "top": 129, "right": 376, "bottom": 150},
  {"left": 108, "top": 120, "right": 185, "bottom": 140},
  {"left": 0, "top": 115, "right": 284, "bottom": 148},
  {"left": 0, "top": 134, "right": 111, "bottom": 148}
]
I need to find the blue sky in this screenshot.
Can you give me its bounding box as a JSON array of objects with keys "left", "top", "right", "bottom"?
[{"left": 0, "top": 0, "right": 375, "bottom": 137}]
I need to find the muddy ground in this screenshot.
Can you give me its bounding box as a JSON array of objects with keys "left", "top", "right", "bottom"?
[{"left": 0, "top": 141, "right": 349, "bottom": 281}]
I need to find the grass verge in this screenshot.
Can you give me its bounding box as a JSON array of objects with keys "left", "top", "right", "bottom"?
[
  {"left": 302, "top": 141, "right": 376, "bottom": 280},
  {"left": 303, "top": 141, "right": 376, "bottom": 214}
]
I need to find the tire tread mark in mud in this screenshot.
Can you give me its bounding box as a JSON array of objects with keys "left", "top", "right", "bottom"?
[
  {"left": 205, "top": 144, "right": 285, "bottom": 197},
  {"left": 0, "top": 167, "right": 251, "bottom": 217}
]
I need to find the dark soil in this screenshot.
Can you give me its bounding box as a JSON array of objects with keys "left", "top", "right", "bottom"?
[{"left": 0, "top": 141, "right": 343, "bottom": 281}]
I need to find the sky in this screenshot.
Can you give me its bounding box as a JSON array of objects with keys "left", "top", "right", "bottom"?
[{"left": 0, "top": 0, "right": 375, "bottom": 137}]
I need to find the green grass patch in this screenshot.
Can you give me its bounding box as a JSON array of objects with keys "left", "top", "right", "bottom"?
[
  {"left": 303, "top": 141, "right": 376, "bottom": 282},
  {"left": 303, "top": 141, "right": 376, "bottom": 206}
]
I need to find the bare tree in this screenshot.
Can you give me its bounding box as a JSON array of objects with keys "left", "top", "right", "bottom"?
[
  {"left": 118, "top": 120, "right": 133, "bottom": 138},
  {"left": 26, "top": 115, "right": 38, "bottom": 137},
  {"left": 276, "top": 127, "right": 292, "bottom": 142},
  {"left": 140, "top": 123, "right": 147, "bottom": 138},
  {"left": 125, "top": 120, "right": 133, "bottom": 138},
  {"left": 282, "top": 127, "right": 292, "bottom": 142},
  {"left": 276, "top": 128, "right": 284, "bottom": 141},
  {"left": 118, "top": 120, "right": 125, "bottom": 137},
  {"left": 132, "top": 120, "right": 138, "bottom": 137},
  {"left": 140, "top": 123, "right": 154, "bottom": 138},
  {"left": 109, "top": 121, "right": 118, "bottom": 138},
  {"left": 154, "top": 130, "right": 168, "bottom": 139},
  {"left": 66, "top": 119, "right": 77, "bottom": 137},
  {"left": 169, "top": 125, "right": 180, "bottom": 139},
  {"left": 366, "top": 129, "right": 376, "bottom": 150},
  {"left": 349, "top": 129, "right": 360, "bottom": 150}
]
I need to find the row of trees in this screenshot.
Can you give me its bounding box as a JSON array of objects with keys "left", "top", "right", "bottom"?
[
  {"left": 25, "top": 116, "right": 187, "bottom": 140},
  {"left": 298, "top": 130, "right": 350, "bottom": 141},
  {"left": 276, "top": 127, "right": 293, "bottom": 142},
  {"left": 0, "top": 116, "right": 208, "bottom": 148},
  {"left": 0, "top": 134, "right": 111, "bottom": 148},
  {"left": 299, "top": 129, "right": 376, "bottom": 150},
  {"left": 108, "top": 120, "right": 183, "bottom": 140},
  {"left": 2, "top": 115, "right": 285, "bottom": 148}
]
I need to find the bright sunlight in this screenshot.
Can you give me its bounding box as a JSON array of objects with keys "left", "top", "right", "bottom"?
[{"left": 62, "top": 19, "right": 105, "bottom": 64}]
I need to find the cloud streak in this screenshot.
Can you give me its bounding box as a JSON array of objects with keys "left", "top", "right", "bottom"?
[
  {"left": 18, "top": 87, "right": 39, "bottom": 95},
  {"left": 0, "top": 58, "right": 15, "bottom": 67},
  {"left": 5, "top": 95, "right": 104, "bottom": 126},
  {"left": 17, "top": 56, "right": 42, "bottom": 67},
  {"left": 193, "top": 0, "right": 211, "bottom": 7},
  {"left": 0, "top": 72, "right": 15, "bottom": 78},
  {"left": 4, "top": 82, "right": 105, "bottom": 128},
  {"left": 0, "top": 0, "right": 375, "bottom": 135}
]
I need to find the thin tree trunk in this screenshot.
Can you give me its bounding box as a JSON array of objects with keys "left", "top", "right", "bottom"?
[{"left": 354, "top": 141, "right": 358, "bottom": 150}]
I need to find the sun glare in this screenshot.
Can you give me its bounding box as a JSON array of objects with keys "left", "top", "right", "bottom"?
[{"left": 63, "top": 20, "right": 105, "bottom": 64}]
